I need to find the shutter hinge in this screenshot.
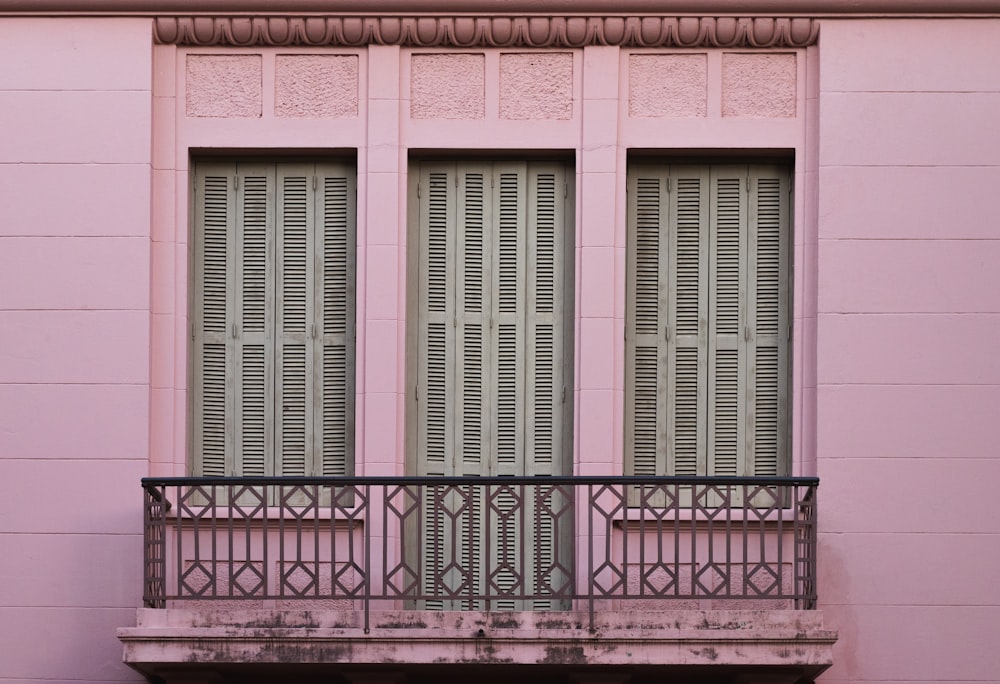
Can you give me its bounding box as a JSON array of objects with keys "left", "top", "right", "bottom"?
[
  {"left": 417, "top": 183, "right": 421, "bottom": 199},
  {"left": 190, "top": 322, "right": 196, "bottom": 341},
  {"left": 311, "top": 323, "right": 317, "bottom": 339},
  {"left": 665, "top": 325, "right": 672, "bottom": 341},
  {"left": 414, "top": 385, "right": 419, "bottom": 401},
  {"left": 232, "top": 323, "right": 239, "bottom": 339},
  {"left": 313, "top": 175, "right": 318, "bottom": 191},
  {"left": 564, "top": 182, "right": 568, "bottom": 199},
  {"left": 666, "top": 177, "right": 671, "bottom": 193},
  {"left": 744, "top": 325, "right": 751, "bottom": 342},
  {"left": 455, "top": 175, "right": 459, "bottom": 188},
  {"left": 234, "top": 175, "right": 239, "bottom": 190},
  {"left": 561, "top": 386, "right": 566, "bottom": 403}
]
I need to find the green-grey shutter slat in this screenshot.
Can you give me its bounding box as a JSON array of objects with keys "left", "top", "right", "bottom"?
[
  {"left": 748, "top": 166, "right": 789, "bottom": 478},
  {"left": 235, "top": 165, "right": 273, "bottom": 478},
  {"left": 525, "top": 165, "right": 564, "bottom": 476},
  {"left": 707, "top": 166, "right": 747, "bottom": 479},
  {"left": 317, "top": 166, "right": 356, "bottom": 478},
  {"left": 626, "top": 172, "right": 666, "bottom": 479},
  {"left": 457, "top": 165, "right": 491, "bottom": 477},
  {"left": 193, "top": 163, "right": 235, "bottom": 477},
  {"left": 418, "top": 166, "right": 455, "bottom": 478},
  {"left": 275, "top": 167, "right": 312, "bottom": 479},
  {"left": 669, "top": 168, "right": 710, "bottom": 477},
  {"left": 493, "top": 164, "right": 527, "bottom": 475}
]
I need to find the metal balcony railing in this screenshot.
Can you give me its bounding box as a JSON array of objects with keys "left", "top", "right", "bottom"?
[{"left": 142, "top": 476, "right": 818, "bottom": 630}]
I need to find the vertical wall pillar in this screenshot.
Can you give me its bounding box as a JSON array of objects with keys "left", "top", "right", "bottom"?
[
  {"left": 576, "top": 45, "right": 623, "bottom": 611},
  {"left": 363, "top": 45, "right": 403, "bottom": 609},
  {"left": 362, "top": 44, "right": 404, "bottom": 478},
  {"left": 577, "top": 45, "right": 623, "bottom": 477}
]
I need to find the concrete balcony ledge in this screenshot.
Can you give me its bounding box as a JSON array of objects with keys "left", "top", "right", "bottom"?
[{"left": 119, "top": 608, "right": 836, "bottom": 683}]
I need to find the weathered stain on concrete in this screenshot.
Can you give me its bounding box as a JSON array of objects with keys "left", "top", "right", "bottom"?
[{"left": 539, "top": 645, "right": 586, "bottom": 665}]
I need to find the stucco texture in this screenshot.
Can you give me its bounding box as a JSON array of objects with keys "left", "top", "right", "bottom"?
[
  {"left": 275, "top": 54, "right": 359, "bottom": 118},
  {"left": 410, "top": 53, "right": 485, "bottom": 119},
  {"left": 628, "top": 53, "right": 707, "bottom": 117},
  {"left": 499, "top": 52, "right": 573, "bottom": 120},
  {"left": 186, "top": 54, "right": 262, "bottom": 118}
]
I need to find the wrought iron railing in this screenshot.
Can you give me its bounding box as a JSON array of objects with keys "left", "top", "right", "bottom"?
[{"left": 142, "top": 476, "right": 818, "bottom": 630}]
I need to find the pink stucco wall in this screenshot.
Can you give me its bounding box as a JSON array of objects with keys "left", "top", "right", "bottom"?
[
  {"left": 0, "top": 11, "right": 998, "bottom": 684},
  {"left": 815, "top": 18, "right": 1000, "bottom": 684},
  {"left": 0, "top": 17, "right": 152, "bottom": 682}
]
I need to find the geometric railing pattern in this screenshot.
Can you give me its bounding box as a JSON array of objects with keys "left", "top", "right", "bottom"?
[{"left": 142, "top": 476, "right": 818, "bottom": 630}]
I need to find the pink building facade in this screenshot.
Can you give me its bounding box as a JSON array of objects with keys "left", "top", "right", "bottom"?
[{"left": 1, "top": 2, "right": 998, "bottom": 683}]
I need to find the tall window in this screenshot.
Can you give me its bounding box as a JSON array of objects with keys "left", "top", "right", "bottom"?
[
  {"left": 625, "top": 163, "right": 791, "bottom": 478},
  {"left": 190, "top": 161, "right": 356, "bottom": 478},
  {"left": 410, "top": 160, "right": 574, "bottom": 478},
  {"left": 408, "top": 160, "right": 575, "bottom": 610}
]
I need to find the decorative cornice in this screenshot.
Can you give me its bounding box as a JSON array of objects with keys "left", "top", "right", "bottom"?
[
  {"left": 153, "top": 16, "right": 821, "bottom": 48},
  {"left": 4, "top": 0, "right": 1000, "bottom": 13}
]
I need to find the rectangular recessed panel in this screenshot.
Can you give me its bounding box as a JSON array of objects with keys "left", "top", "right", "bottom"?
[
  {"left": 534, "top": 173, "right": 556, "bottom": 314},
  {"left": 756, "top": 177, "right": 781, "bottom": 337},
  {"left": 755, "top": 346, "right": 779, "bottom": 476},
  {"left": 202, "top": 176, "right": 229, "bottom": 333},
  {"left": 713, "top": 348, "right": 739, "bottom": 476},
  {"left": 201, "top": 342, "right": 227, "bottom": 476},
  {"left": 673, "top": 347, "right": 699, "bottom": 476},
  {"left": 632, "top": 346, "right": 659, "bottom": 476},
  {"left": 497, "top": 173, "right": 519, "bottom": 313},
  {"left": 496, "top": 323, "right": 517, "bottom": 465},
  {"left": 675, "top": 177, "right": 702, "bottom": 336},
  {"left": 242, "top": 177, "right": 268, "bottom": 332},
  {"left": 324, "top": 177, "right": 350, "bottom": 335},
  {"left": 427, "top": 173, "right": 449, "bottom": 313},
  {"left": 633, "top": 177, "right": 661, "bottom": 335},
  {"left": 281, "top": 344, "right": 307, "bottom": 476},
  {"left": 323, "top": 344, "right": 348, "bottom": 476},
  {"left": 463, "top": 173, "right": 485, "bottom": 314},
  {"left": 533, "top": 323, "right": 554, "bottom": 465},
  {"left": 282, "top": 176, "right": 309, "bottom": 333},
  {"left": 715, "top": 178, "right": 741, "bottom": 335},
  {"left": 425, "top": 322, "right": 447, "bottom": 472},
  {"left": 462, "top": 323, "right": 484, "bottom": 467},
  {"left": 241, "top": 344, "right": 266, "bottom": 476}
]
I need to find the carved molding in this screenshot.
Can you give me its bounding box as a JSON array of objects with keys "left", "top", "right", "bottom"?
[{"left": 153, "top": 16, "right": 820, "bottom": 48}]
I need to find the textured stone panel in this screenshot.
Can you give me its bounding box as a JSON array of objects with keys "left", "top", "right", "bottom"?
[
  {"left": 186, "top": 54, "right": 262, "bottom": 118},
  {"left": 628, "top": 53, "right": 707, "bottom": 118},
  {"left": 499, "top": 52, "right": 573, "bottom": 120},
  {"left": 410, "top": 53, "right": 485, "bottom": 119},
  {"left": 275, "top": 54, "right": 359, "bottom": 118},
  {"left": 722, "top": 53, "right": 796, "bottom": 118}
]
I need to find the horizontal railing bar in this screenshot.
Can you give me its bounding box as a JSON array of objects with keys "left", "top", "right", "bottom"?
[{"left": 143, "top": 475, "right": 819, "bottom": 486}]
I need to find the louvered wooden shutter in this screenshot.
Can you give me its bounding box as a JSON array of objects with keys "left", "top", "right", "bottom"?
[
  {"left": 413, "top": 160, "right": 571, "bottom": 610},
  {"left": 316, "top": 166, "right": 357, "bottom": 478},
  {"left": 626, "top": 163, "right": 789, "bottom": 482},
  {"left": 747, "top": 166, "right": 789, "bottom": 477},
  {"left": 192, "top": 163, "right": 238, "bottom": 478},
  {"left": 193, "top": 161, "right": 355, "bottom": 482},
  {"left": 192, "top": 163, "right": 277, "bottom": 478}
]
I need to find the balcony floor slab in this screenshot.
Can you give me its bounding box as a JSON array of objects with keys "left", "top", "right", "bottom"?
[{"left": 119, "top": 608, "right": 836, "bottom": 684}]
